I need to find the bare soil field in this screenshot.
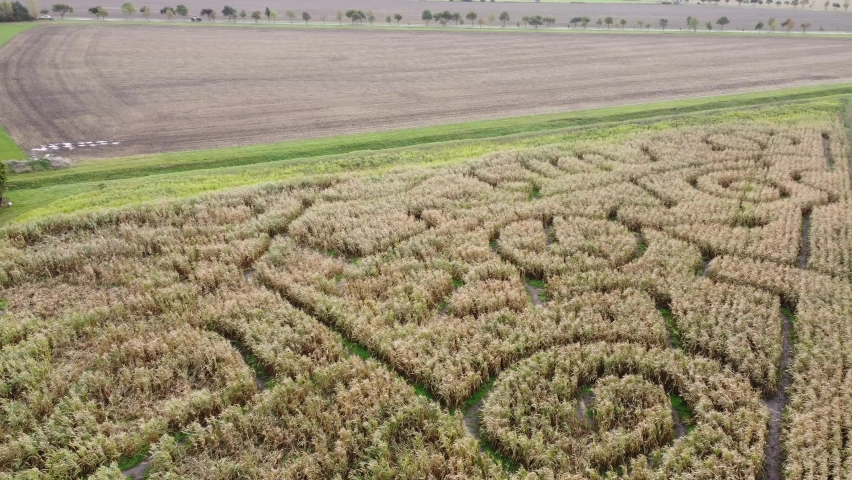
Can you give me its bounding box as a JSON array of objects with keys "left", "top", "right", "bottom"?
[
  {"left": 73, "top": 0, "right": 852, "bottom": 31},
  {"left": 1, "top": 24, "right": 852, "bottom": 158}
]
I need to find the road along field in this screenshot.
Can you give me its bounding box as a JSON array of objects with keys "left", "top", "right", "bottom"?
[{"left": 1, "top": 24, "right": 852, "bottom": 159}]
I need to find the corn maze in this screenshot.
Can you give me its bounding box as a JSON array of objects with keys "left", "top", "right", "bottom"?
[{"left": 0, "top": 113, "right": 850, "bottom": 479}]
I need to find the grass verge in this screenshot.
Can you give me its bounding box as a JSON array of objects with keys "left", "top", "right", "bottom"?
[
  {"left": 1, "top": 87, "right": 848, "bottom": 225},
  {"left": 12, "top": 83, "right": 852, "bottom": 192}
]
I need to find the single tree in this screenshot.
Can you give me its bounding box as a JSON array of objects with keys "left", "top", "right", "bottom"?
[
  {"left": 250, "top": 9, "right": 260, "bottom": 22},
  {"left": 781, "top": 17, "right": 794, "bottom": 32},
  {"left": 140, "top": 5, "right": 150, "bottom": 20},
  {"left": 800, "top": 21, "right": 810, "bottom": 32},
  {"left": 499, "top": 11, "right": 509, "bottom": 26},
  {"left": 175, "top": 4, "right": 188, "bottom": 18},
  {"left": 222, "top": 5, "right": 236, "bottom": 22},
  {"left": 39, "top": 7, "right": 47, "bottom": 14},
  {"left": 336, "top": 9, "right": 343, "bottom": 25},
  {"left": 451, "top": 12, "right": 460, "bottom": 25},
  {"left": 477, "top": 17, "right": 485, "bottom": 27},
  {"left": 165, "top": 6, "right": 175, "bottom": 19},
  {"left": 705, "top": 21, "right": 713, "bottom": 29},
  {"left": 619, "top": 18, "right": 626, "bottom": 28},
  {"left": 302, "top": 11, "right": 310, "bottom": 24},
  {"left": 581, "top": 16, "right": 590, "bottom": 28},
  {"left": 688, "top": 15, "right": 699, "bottom": 30},
  {"left": 646, "top": 22, "right": 651, "bottom": 30},
  {"left": 824, "top": 0, "right": 829, "bottom": 9},
  {"left": 843, "top": 0, "right": 849, "bottom": 11},
  {"left": 422, "top": 9, "right": 432, "bottom": 26},
  {"left": 88, "top": 6, "right": 107, "bottom": 19},
  {"left": 768, "top": 17, "right": 777, "bottom": 31},
  {"left": 831, "top": 1, "right": 840, "bottom": 8},
  {"left": 200, "top": 7, "right": 213, "bottom": 19},
  {"left": 269, "top": 10, "right": 276, "bottom": 22},
  {"left": 635, "top": 20, "right": 643, "bottom": 29},
  {"left": 529, "top": 15, "right": 543, "bottom": 28},
  {"left": 385, "top": 14, "right": 391, "bottom": 25},
  {"left": 120, "top": 1, "right": 134, "bottom": 19},
  {"left": 755, "top": 20, "right": 764, "bottom": 31},
  {"left": 51, "top": 2, "right": 71, "bottom": 17},
  {"left": 286, "top": 9, "right": 295, "bottom": 24},
  {"left": 264, "top": 6, "right": 269, "bottom": 20},
  {"left": 487, "top": 13, "right": 495, "bottom": 25},
  {"left": 465, "top": 10, "right": 476, "bottom": 27},
  {"left": 394, "top": 13, "right": 402, "bottom": 24},
  {"left": 345, "top": 9, "right": 364, "bottom": 24},
  {"left": 716, "top": 16, "right": 729, "bottom": 29},
  {"left": 659, "top": 18, "right": 668, "bottom": 30},
  {"left": 238, "top": 9, "right": 245, "bottom": 19},
  {"left": 208, "top": 10, "right": 215, "bottom": 21},
  {"left": 604, "top": 16, "right": 613, "bottom": 28},
  {"left": 595, "top": 17, "right": 602, "bottom": 27},
  {"left": 367, "top": 10, "right": 375, "bottom": 25},
  {"left": 570, "top": 16, "right": 581, "bottom": 27}
]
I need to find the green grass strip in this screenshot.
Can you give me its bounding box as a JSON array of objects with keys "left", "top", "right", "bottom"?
[
  {"left": 1, "top": 94, "right": 843, "bottom": 224},
  {"left": 10, "top": 83, "right": 852, "bottom": 192}
]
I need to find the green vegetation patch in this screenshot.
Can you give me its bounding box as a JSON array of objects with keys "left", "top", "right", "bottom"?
[
  {"left": 1, "top": 88, "right": 847, "bottom": 225},
  {"left": 116, "top": 444, "right": 149, "bottom": 471}
]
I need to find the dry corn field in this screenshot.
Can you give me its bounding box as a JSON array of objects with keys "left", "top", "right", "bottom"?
[{"left": 1, "top": 112, "right": 851, "bottom": 479}]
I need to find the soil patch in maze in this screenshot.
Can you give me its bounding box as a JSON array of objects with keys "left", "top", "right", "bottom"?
[
  {"left": 2, "top": 25, "right": 852, "bottom": 158},
  {"left": 763, "top": 307, "right": 794, "bottom": 480}
]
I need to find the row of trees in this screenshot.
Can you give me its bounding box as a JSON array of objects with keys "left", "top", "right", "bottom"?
[
  {"left": 73, "top": 4, "right": 844, "bottom": 31},
  {"left": 94, "top": 4, "right": 408, "bottom": 26},
  {"left": 703, "top": 0, "right": 850, "bottom": 9},
  {"left": 419, "top": 9, "right": 828, "bottom": 31}
]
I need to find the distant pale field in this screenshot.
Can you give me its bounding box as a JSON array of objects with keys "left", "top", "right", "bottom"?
[
  {"left": 54, "top": 0, "right": 852, "bottom": 31},
  {"left": 1, "top": 24, "right": 852, "bottom": 158}
]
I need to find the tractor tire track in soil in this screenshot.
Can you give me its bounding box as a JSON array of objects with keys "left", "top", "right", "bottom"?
[
  {"left": 763, "top": 308, "right": 794, "bottom": 480},
  {"left": 122, "top": 459, "right": 151, "bottom": 479},
  {"left": 822, "top": 133, "right": 833, "bottom": 171},
  {"left": 799, "top": 211, "right": 812, "bottom": 270},
  {"left": 763, "top": 202, "right": 810, "bottom": 480}
]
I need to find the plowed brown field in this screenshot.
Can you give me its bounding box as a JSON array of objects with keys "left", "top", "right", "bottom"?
[{"left": 1, "top": 24, "right": 852, "bottom": 158}]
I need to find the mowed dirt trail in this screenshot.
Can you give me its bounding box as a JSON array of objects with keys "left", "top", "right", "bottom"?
[{"left": 1, "top": 24, "right": 852, "bottom": 158}]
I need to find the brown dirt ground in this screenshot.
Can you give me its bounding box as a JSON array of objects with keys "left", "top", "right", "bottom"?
[{"left": 1, "top": 24, "right": 852, "bottom": 158}]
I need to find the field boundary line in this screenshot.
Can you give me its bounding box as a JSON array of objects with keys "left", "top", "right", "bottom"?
[{"left": 9, "top": 84, "right": 852, "bottom": 192}]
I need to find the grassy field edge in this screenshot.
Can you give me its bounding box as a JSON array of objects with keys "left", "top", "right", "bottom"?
[
  {"left": 1, "top": 93, "right": 842, "bottom": 225},
  {"left": 10, "top": 82, "right": 852, "bottom": 192}
]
